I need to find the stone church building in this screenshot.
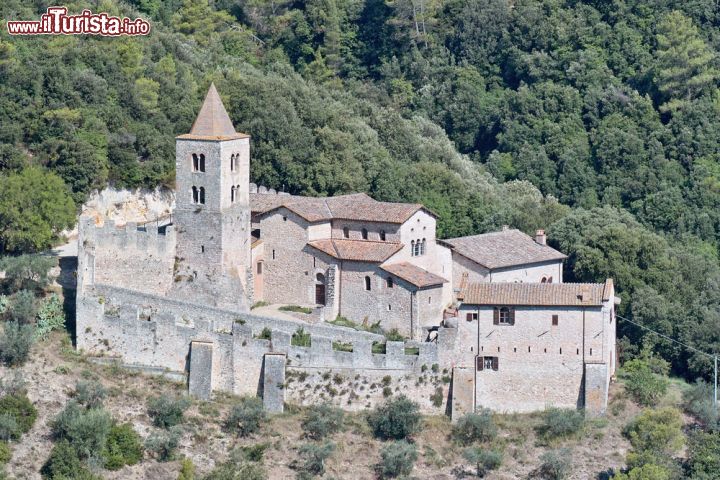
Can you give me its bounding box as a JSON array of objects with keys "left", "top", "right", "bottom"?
[{"left": 75, "top": 84, "right": 618, "bottom": 416}]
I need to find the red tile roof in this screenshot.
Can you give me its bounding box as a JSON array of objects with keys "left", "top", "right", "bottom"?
[
  {"left": 381, "top": 262, "right": 447, "bottom": 288},
  {"left": 440, "top": 229, "right": 566, "bottom": 269},
  {"left": 307, "top": 239, "right": 402, "bottom": 262},
  {"left": 460, "top": 280, "right": 613, "bottom": 306},
  {"left": 251, "top": 192, "right": 428, "bottom": 224}
]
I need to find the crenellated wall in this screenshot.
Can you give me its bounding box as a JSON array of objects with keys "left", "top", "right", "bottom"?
[
  {"left": 78, "top": 217, "right": 176, "bottom": 295},
  {"left": 76, "top": 283, "right": 454, "bottom": 412}
]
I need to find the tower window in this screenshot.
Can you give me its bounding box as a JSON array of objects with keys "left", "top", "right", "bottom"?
[
  {"left": 364, "top": 276, "right": 371, "bottom": 291},
  {"left": 192, "top": 154, "right": 199, "bottom": 171},
  {"left": 230, "top": 154, "right": 235, "bottom": 172},
  {"left": 199, "top": 187, "right": 205, "bottom": 204},
  {"left": 231, "top": 186, "right": 236, "bottom": 202},
  {"left": 199, "top": 154, "right": 206, "bottom": 172},
  {"left": 234, "top": 153, "right": 240, "bottom": 171},
  {"left": 361, "top": 228, "right": 368, "bottom": 240}
]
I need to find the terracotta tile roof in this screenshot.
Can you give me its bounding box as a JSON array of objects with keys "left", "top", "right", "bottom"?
[
  {"left": 307, "top": 239, "right": 402, "bottom": 262},
  {"left": 177, "top": 83, "right": 249, "bottom": 141},
  {"left": 250, "top": 192, "right": 427, "bottom": 224},
  {"left": 460, "top": 281, "right": 614, "bottom": 306},
  {"left": 380, "top": 262, "right": 447, "bottom": 288},
  {"left": 440, "top": 229, "right": 566, "bottom": 269}
]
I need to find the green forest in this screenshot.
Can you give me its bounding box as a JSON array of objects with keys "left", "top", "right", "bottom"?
[{"left": 1, "top": 0, "right": 720, "bottom": 383}]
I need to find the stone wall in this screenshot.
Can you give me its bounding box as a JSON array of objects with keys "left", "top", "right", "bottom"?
[
  {"left": 81, "top": 218, "right": 175, "bottom": 296},
  {"left": 490, "top": 260, "right": 564, "bottom": 283},
  {"left": 330, "top": 220, "right": 401, "bottom": 242},
  {"left": 76, "top": 283, "right": 453, "bottom": 411},
  {"left": 457, "top": 303, "right": 614, "bottom": 414}
]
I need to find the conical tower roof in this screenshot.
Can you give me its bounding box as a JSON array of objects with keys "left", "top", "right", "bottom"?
[{"left": 177, "top": 83, "right": 248, "bottom": 140}]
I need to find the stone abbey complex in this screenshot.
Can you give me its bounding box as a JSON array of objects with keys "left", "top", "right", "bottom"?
[{"left": 76, "top": 85, "right": 618, "bottom": 417}]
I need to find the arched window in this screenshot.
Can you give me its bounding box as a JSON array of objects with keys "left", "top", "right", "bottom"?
[
  {"left": 199, "top": 187, "right": 205, "bottom": 204},
  {"left": 421, "top": 238, "right": 426, "bottom": 255},
  {"left": 343, "top": 227, "right": 349, "bottom": 238},
  {"left": 234, "top": 153, "right": 240, "bottom": 171},
  {"left": 231, "top": 186, "right": 235, "bottom": 202},
  {"left": 413, "top": 240, "right": 421, "bottom": 257},
  {"left": 364, "top": 276, "right": 371, "bottom": 291},
  {"left": 380, "top": 230, "right": 386, "bottom": 241},
  {"left": 410, "top": 240, "right": 415, "bottom": 256},
  {"left": 230, "top": 154, "right": 235, "bottom": 172},
  {"left": 199, "top": 154, "right": 206, "bottom": 172},
  {"left": 192, "top": 154, "right": 199, "bottom": 172},
  {"left": 191, "top": 186, "right": 198, "bottom": 203},
  {"left": 547, "top": 276, "right": 553, "bottom": 284},
  {"left": 386, "top": 277, "right": 393, "bottom": 288},
  {"left": 541, "top": 277, "right": 547, "bottom": 283},
  {"left": 361, "top": 228, "right": 368, "bottom": 240}
]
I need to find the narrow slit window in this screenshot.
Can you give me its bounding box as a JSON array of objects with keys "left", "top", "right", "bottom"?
[{"left": 364, "top": 276, "right": 371, "bottom": 291}]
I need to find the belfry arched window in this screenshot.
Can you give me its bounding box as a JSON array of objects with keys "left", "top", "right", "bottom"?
[
  {"left": 199, "top": 154, "right": 206, "bottom": 172},
  {"left": 199, "top": 187, "right": 205, "bottom": 204},
  {"left": 192, "top": 154, "right": 199, "bottom": 171},
  {"left": 230, "top": 154, "right": 235, "bottom": 172},
  {"left": 192, "top": 186, "right": 198, "bottom": 203},
  {"left": 231, "top": 186, "right": 236, "bottom": 202}
]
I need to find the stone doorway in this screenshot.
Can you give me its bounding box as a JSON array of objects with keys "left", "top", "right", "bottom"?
[{"left": 315, "top": 273, "right": 326, "bottom": 305}]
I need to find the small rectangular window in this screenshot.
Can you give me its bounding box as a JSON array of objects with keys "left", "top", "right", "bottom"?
[
  {"left": 201, "top": 245, "right": 204, "bottom": 253},
  {"left": 552, "top": 314, "right": 559, "bottom": 326},
  {"left": 257, "top": 262, "right": 262, "bottom": 274},
  {"left": 272, "top": 250, "right": 276, "bottom": 260},
  {"left": 466, "top": 312, "right": 478, "bottom": 322},
  {"left": 477, "top": 356, "right": 499, "bottom": 371}
]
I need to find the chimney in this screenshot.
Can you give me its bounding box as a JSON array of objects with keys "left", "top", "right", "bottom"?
[
  {"left": 535, "top": 229, "right": 546, "bottom": 246},
  {"left": 501, "top": 225, "right": 510, "bottom": 231}
]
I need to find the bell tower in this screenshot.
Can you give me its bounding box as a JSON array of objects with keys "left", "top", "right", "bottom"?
[{"left": 172, "top": 83, "right": 251, "bottom": 310}]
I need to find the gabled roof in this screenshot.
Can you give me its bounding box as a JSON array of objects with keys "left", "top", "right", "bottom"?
[
  {"left": 440, "top": 229, "right": 566, "bottom": 270},
  {"left": 307, "top": 239, "right": 403, "bottom": 263},
  {"left": 460, "top": 280, "right": 614, "bottom": 307},
  {"left": 250, "top": 192, "right": 428, "bottom": 224},
  {"left": 380, "top": 262, "right": 447, "bottom": 288},
  {"left": 177, "top": 83, "right": 249, "bottom": 141}
]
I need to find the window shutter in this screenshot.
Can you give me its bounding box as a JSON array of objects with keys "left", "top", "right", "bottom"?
[
  {"left": 509, "top": 308, "right": 515, "bottom": 325},
  {"left": 466, "top": 313, "right": 473, "bottom": 322},
  {"left": 492, "top": 357, "right": 499, "bottom": 371},
  {"left": 493, "top": 308, "right": 499, "bottom": 325},
  {"left": 476, "top": 356, "right": 483, "bottom": 371}
]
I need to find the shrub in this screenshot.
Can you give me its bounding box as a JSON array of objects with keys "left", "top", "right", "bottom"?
[
  {"left": 686, "top": 430, "right": 720, "bottom": 479},
  {"left": 204, "top": 460, "right": 267, "bottom": 480},
  {"left": 291, "top": 327, "right": 311, "bottom": 347},
  {"left": 293, "top": 441, "right": 334, "bottom": 478},
  {"left": 225, "top": 397, "right": 266, "bottom": 437},
  {"left": 256, "top": 327, "right": 272, "bottom": 340},
  {"left": 7, "top": 290, "right": 37, "bottom": 324},
  {"left": 74, "top": 379, "right": 107, "bottom": 409},
  {"left": 621, "top": 359, "right": 669, "bottom": 406},
  {"left": 384, "top": 329, "right": 404, "bottom": 341},
  {"left": 302, "top": 404, "right": 344, "bottom": 439},
  {"left": 613, "top": 463, "right": 671, "bottom": 480},
  {"left": 0, "top": 254, "right": 55, "bottom": 293},
  {"left": 177, "top": 458, "right": 195, "bottom": 480},
  {"left": 0, "top": 415, "right": 19, "bottom": 442},
  {"left": 368, "top": 395, "right": 422, "bottom": 440},
  {"left": 279, "top": 305, "right": 313, "bottom": 314},
  {"left": 378, "top": 440, "right": 417, "bottom": 478},
  {"left": 35, "top": 294, "right": 65, "bottom": 339},
  {"left": 623, "top": 407, "right": 684, "bottom": 458},
  {"left": 235, "top": 443, "right": 268, "bottom": 462},
  {"left": 683, "top": 379, "right": 719, "bottom": 429},
  {"left": 430, "top": 387, "right": 444, "bottom": 408},
  {"left": 0, "top": 393, "right": 37, "bottom": 437},
  {"left": 41, "top": 440, "right": 101, "bottom": 480},
  {"left": 452, "top": 410, "right": 497, "bottom": 445},
  {"left": 147, "top": 394, "right": 190, "bottom": 428},
  {"left": 463, "top": 447, "right": 503, "bottom": 477},
  {"left": 537, "top": 408, "right": 584, "bottom": 440},
  {"left": 51, "top": 402, "right": 112, "bottom": 460},
  {"left": 0, "top": 442, "right": 10, "bottom": 464},
  {"left": 103, "top": 423, "right": 143, "bottom": 470},
  {"left": 145, "top": 427, "right": 181, "bottom": 462},
  {"left": 0, "top": 321, "right": 34, "bottom": 366},
  {"left": 538, "top": 448, "right": 572, "bottom": 480}
]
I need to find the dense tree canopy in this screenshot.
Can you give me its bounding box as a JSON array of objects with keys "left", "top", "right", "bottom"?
[{"left": 3, "top": 0, "right": 720, "bottom": 379}]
